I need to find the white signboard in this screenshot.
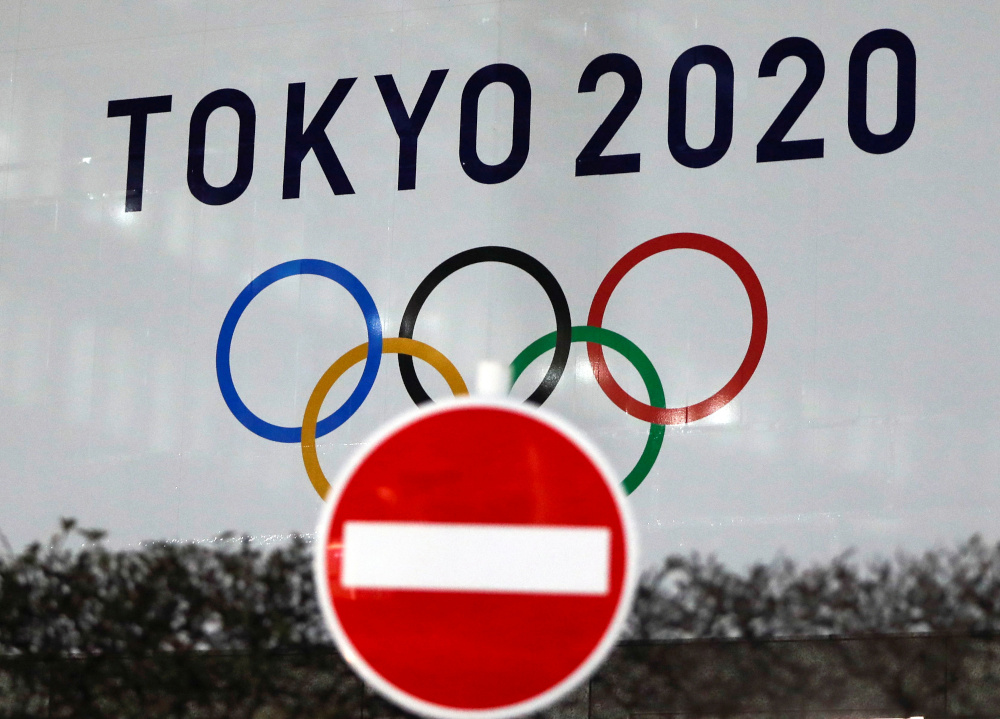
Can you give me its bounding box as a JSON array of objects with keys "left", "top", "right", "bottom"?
[{"left": 0, "top": 1, "right": 995, "bottom": 566}]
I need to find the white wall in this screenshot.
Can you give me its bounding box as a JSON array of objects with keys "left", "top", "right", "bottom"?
[{"left": 0, "top": 0, "right": 996, "bottom": 568}]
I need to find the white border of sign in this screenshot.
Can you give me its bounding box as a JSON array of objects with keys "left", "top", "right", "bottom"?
[{"left": 313, "top": 397, "right": 639, "bottom": 719}]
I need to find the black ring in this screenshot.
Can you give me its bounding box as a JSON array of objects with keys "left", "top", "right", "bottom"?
[{"left": 398, "top": 246, "right": 572, "bottom": 406}]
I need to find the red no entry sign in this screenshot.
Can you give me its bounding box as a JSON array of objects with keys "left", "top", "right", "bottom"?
[{"left": 314, "top": 400, "right": 638, "bottom": 719}]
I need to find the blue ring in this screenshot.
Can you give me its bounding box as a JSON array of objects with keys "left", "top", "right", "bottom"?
[{"left": 216, "top": 259, "right": 382, "bottom": 443}]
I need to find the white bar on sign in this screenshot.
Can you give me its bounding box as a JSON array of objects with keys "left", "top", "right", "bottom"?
[{"left": 341, "top": 521, "right": 611, "bottom": 595}]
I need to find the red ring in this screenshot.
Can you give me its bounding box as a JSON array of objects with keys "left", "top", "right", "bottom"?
[{"left": 587, "top": 233, "right": 767, "bottom": 425}]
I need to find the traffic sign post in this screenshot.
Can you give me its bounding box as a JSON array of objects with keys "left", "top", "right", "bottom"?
[{"left": 314, "top": 400, "right": 638, "bottom": 719}]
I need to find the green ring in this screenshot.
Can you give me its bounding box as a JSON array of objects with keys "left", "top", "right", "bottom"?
[{"left": 510, "top": 326, "right": 666, "bottom": 495}]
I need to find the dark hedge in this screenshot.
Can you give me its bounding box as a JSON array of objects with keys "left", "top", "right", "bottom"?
[
  {"left": 0, "top": 519, "right": 324, "bottom": 657},
  {"left": 2, "top": 520, "right": 1000, "bottom": 717}
]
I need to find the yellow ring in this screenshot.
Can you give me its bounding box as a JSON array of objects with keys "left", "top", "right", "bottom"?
[{"left": 301, "top": 337, "right": 469, "bottom": 499}]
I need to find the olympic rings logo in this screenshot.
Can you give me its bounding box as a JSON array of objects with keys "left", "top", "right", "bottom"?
[{"left": 216, "top": 232, "right": 767, "bottom": 497}]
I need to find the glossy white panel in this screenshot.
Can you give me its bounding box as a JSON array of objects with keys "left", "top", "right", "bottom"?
[{"left": 0, "top": 0, "right": 997, "bottom": 569}]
